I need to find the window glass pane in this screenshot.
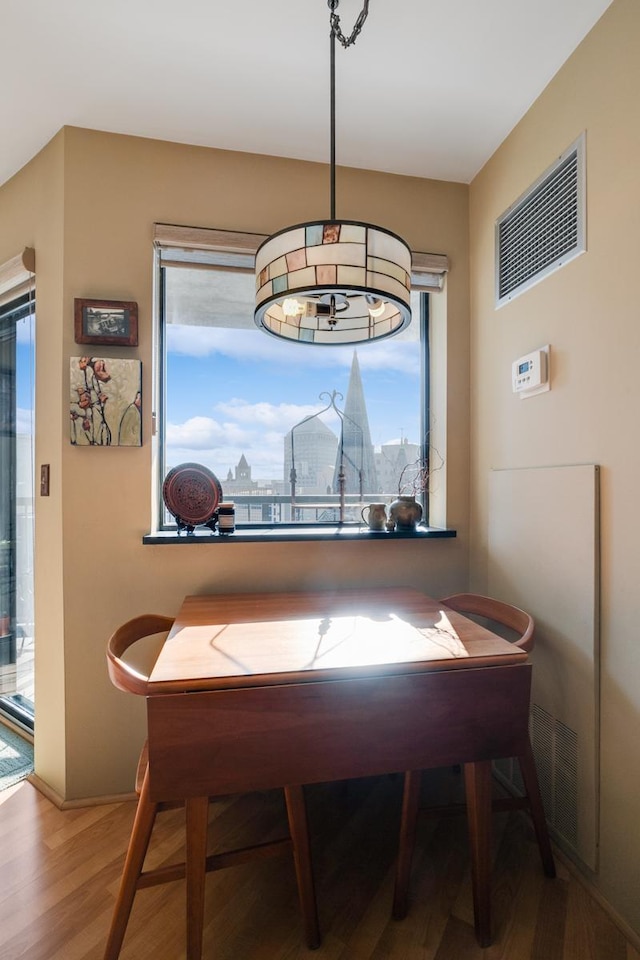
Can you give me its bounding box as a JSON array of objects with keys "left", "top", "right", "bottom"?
[
  {"left": 162, "top": 265, "right": 425, "bottom": 526},
  {"left": 0, "top": 295, "right": 35, "bottom": 727}
]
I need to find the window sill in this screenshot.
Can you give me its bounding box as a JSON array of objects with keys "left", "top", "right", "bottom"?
[{"left": 142, "top": 525, "right": 457, "bottom": 545}]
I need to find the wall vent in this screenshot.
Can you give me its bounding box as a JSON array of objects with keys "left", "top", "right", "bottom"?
[
  {"left": 495, "top": 134, "right": 586, "bottom": 306},
  {"left": 530, "top": 704, "right": 579, "bottom": 849},
  {"left": 493, "top": 705, "right": 579, "bottom": 852}
]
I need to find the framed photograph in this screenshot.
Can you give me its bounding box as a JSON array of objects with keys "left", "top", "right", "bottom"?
[{"left": 74, "top": 298, "right": 138, "bottom": 347}]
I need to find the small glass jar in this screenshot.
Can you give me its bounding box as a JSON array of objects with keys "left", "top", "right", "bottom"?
[{"left": 217, "top": 501, "right": 235, "bottom": 534}]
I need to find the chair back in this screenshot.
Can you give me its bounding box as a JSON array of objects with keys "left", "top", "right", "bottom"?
[
  {"left": 106, "top": 614, "right": 175, "bottom": 696},
  {"left": 441, "top": 593, "right": 534, "bottom": 652}
]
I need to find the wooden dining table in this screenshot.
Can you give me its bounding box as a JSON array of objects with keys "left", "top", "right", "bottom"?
[{"left": 144, "top": 587, "right": 533, "bottom": 958}]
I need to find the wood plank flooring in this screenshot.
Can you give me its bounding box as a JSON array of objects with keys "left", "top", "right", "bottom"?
[{"left": 0, "top": 770, "right": 637, "bottom": 960}]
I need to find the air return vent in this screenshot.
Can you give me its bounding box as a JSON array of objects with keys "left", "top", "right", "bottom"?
[
  {"left": 495, "top": 134, "right": 586, "bottom": 306},
  {"left": 493, "top": 705, "right": 579, "bottom": 852},
  {"left": 531, "top": 704, "right": 579, "bottom": 849}
]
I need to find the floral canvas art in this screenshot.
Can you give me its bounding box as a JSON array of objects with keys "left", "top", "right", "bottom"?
[{"left": 70, "top": 357, "right": 142, "bottom": 446}]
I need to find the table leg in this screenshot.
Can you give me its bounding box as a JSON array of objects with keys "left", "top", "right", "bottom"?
[
  {"left": 464, "top": 760, "right": 493, "bottom": 948},
  {"left": 519, "top": 740, "right": 556, "bottom": 877},
  {"left": 284, "top": 785, "right": 321, "bottom": 950},
  {"left": 392, "top": 769, "right": 422, "bottom": 920},
  {"left": 185, "top": 796, "right": 209, "bottom": 960}
]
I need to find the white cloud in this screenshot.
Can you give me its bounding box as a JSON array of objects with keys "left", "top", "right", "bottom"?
[
  {"left": 357, "top": 340, "right": 420, "bottom": 375},
  {"left": 166, "top": 325, "right": 230, "bottom": 358},
  {"left": 166, "top": 323, "right": 419, "bottom": 374},
  {"left": 214, "top": 398, "right": 334, "bottom": 431},
  {"left": 166, "top": 400, "right": 340, "bottom": 480},
  {"left": 166, "top": 441, "right": 283, "bottom": 483},
  {"left": 16, "top": 407, "right": 33, "bottom": 435},
  {"left": 166, "top": 416, "right": 248, "bottom": 450}
]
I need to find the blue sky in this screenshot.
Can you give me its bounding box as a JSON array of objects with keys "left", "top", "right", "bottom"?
[
  {"left": 13, "top": 294, "right": 423, "bottom": 485},
  {"left": 15, "top": 315, "right": 35, "bottom": 435},
  {"left": 165, "top": 313, "right": 423, "bottom": 483}
]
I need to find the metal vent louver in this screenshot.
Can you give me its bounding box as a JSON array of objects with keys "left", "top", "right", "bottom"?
[
  {"left": 496, "top": 134, "right": 585, "bottom": 306},
  {"left": 493, "top": 704, "right": 579, "bottom": 853},
  {"left": 531, "top": 703, "right": 579, "bottom": 850}
]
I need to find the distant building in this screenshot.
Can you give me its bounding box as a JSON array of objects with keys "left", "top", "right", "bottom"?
[
  {"left": 284, "top": 417, "right": 338, "bottom": 495},
  {"left": 220, "top": 354, "right": 420, "bottom": 517},
  {"left": 333, "top": 352, "right": 378, "bottom": 495},
  {"left": 222, "top": 454, "right": 279, "bottom": 523},
  {"left": 223, "top": 453, "right": 258, "bottom": 494},
  {"left": 375, "top": 438, "right": 421, "bottom": 496}
]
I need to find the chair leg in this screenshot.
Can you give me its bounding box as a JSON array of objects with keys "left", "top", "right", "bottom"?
[
  {"left": 518, "top": 740, "right": 556, "bottom": 877},
  {"left": 392, "top": 769, "right": 422, "bottom": 921},
  {"left": 104, "top": 767, "right": 159, "bottom": 960},
  {"left": 464, "top": 760, "right": 493, "bottom": 948},
  {"left": 284, "top": 785, "right": 321, "bottom": 950},
  {"left": 185, "top": 796, "right": 210, "bottom": 960}
]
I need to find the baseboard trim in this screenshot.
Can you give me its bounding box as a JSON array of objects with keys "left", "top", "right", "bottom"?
[
  {"left": 28, "top": 773, "right": 136, "bottom": 809},
  {"left": 553, "top": 845, "right": 640, "bottom": 952},
  {"left": 498, "top": 773, "right": 640, "bottom": 951}
]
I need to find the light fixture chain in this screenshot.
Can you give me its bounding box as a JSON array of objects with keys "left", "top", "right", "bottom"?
[
  {"left": 329, "top": 0, "right": 370, "bottom": 49},
  {"left": 254, "top": 0, "right": 412, "bottom": 346}
]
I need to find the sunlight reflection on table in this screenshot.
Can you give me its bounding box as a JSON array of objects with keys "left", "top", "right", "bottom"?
[{"left": 164, "top": 609, "right": 468, "bottom": 679}]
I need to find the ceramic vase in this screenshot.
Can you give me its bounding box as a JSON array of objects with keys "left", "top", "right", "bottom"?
[{"left": 389, "top": 495, "right": 423, "bottom": 531}]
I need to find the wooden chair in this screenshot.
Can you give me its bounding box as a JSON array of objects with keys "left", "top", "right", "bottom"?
[
  {"left": 104, "top": 614, "right": 319, "bottom": 960},
  {"left": 441, "top": 592, "right": 535, "bottom": 652},
  {"left": 392, "top": 593, "right": 555, "bottom": 935}
]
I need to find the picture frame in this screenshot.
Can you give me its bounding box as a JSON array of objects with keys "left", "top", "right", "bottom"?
[
  {"left": 70, "top": 356, "right": 142, "bottom": 447},
  {"left": 74, "top": 298, "right": 138, "bottom": 347}
]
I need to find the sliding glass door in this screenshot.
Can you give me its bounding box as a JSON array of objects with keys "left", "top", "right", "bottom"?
[{"left": 0, "top": 292, "right": 35, "bottom": 730}]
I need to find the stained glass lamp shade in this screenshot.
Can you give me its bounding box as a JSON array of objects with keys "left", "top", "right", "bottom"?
[{"left": 255, "top": 219, "right": 412, "bottom": 345}]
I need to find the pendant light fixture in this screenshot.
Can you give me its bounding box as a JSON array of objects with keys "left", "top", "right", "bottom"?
[{"left": 255, "top": 0, "right": 412, "bottom": 345}]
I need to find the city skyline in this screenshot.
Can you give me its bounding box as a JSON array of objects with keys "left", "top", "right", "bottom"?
[
  {"left": 165, "top": 329, "right": 422, "bottom": 485},
  {"left": 223, "top": 353, "right": 421, "bottom": 503},
  {"left": 164, "top": 267, "right": 422, "bottom": 483}
]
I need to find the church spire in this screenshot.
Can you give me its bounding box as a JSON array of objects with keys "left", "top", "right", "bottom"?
[{"left": 333, "top": 351, "right": 378, "bottom": 495}]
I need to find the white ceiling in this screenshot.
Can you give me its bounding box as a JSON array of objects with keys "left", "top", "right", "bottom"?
[{"left": 1, "top": 0, "right": 613, "bottom": 189}]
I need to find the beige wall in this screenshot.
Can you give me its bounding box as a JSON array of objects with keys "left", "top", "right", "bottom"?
[
  {"left": 0, "top": 127, "right": 470, "bottom": 800},
  {"left": 3, "top": 0, "right": 640, "bottom": 941},
  {"left": 0, "top": 133, "right": 68, "bottom": 796},
  {"left": 469, "top": 0, "right": 640, "bottom": 937}
]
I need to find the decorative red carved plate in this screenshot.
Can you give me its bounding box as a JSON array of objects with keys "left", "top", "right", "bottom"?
[{"left": 162, "top": 463, "right": 223, "bottom": 528}]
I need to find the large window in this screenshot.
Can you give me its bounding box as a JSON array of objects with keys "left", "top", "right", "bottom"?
[
  {"left": 0, "top": 291, "right": 35, "bottom": 730},
  {"left": 155, "top": 230, "right": 445, "bottom": 533}
]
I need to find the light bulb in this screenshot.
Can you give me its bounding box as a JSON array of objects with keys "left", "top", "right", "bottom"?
[
  {"left": 366, "top": 297, "right": 386, "bottom": 318},
  {"left": 282, "top": 298, "right": 305, "bottom": 317}
]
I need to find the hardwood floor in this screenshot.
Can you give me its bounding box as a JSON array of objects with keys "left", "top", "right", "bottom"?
[{"left": 0, "top": 770, "right": 637, "bottom": 960}]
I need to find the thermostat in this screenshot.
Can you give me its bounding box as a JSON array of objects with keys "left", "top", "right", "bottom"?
[{"left": 512, "top": 345, "right": 550, "bottom": 398}]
